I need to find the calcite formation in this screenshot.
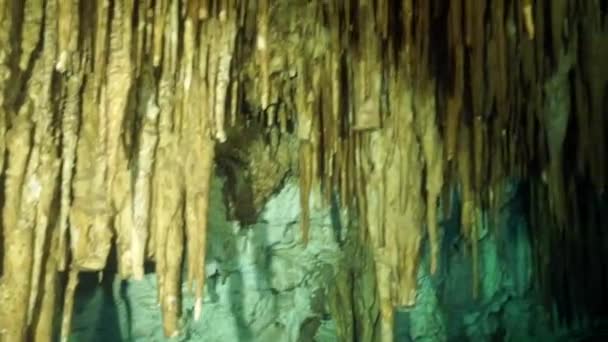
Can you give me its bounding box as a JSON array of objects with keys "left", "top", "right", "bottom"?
[{"left": 0, "top": 1, "right": 606, "bottom": 341}]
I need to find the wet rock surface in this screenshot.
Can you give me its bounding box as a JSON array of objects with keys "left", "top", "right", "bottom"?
[
  {"left": 71, "top": 181, "right": 605, "bottom": 341},
  {"left": 72, "top": 176, "right": 341, "bottom": 341}
]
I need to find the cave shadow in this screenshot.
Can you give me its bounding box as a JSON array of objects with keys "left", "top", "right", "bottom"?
[
  {"left": 221, "top": 177, "right": 280, "bottom": 341},
  {"left": 102, "top": 244, "right": 133, "bottom": 342},
  {"left": 226, "top": 264, "right": 253, "bottom": 341},
  {"left": 213, "top": 113, "right": 292, "bottom": 340},
  {"left": 71, "top": 244, "right": 131, "bottom": 342},
  {"left": 222, "top": 219, "right": 254, "bottom": 340},
  {"left": 201, "top": 173, "right": 253, "bottom": 341},
  {"left": 252, "top": 208, "right": 280, "bottom": 334},
  {"left": 330, "top": 191, "right": 345, "bottom": 246}
]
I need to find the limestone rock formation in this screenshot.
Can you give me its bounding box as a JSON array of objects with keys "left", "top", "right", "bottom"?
[{"left": 0, "top": 1, "right": 607, "bottom": 341}]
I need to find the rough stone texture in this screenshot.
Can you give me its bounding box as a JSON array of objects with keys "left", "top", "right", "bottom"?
[
  {"left": 393, "top": 184, "right": 544, "bottom": 342},
  {"left": 71, "top": 179, "right": 607, "bottom": 341},
  {"left": 71, "top": 175, "right": 341, "bottom": 341},
  {"left": 396, "top": 183, "right": 608, "bottom": 342}
]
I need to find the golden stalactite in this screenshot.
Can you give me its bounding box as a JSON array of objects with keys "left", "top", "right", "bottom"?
[
  {"left": 212, "top": 3, "right": 238, "bottom": 142},
  {"left": 60, "top": 269, "right": 79, "bottom": 342},
  {"left": 2, "top": 104, "right": 35, "bottom": 342},
  {"left": 69, "top": 67, "right": 112, "bottom": 272},
  {"left": 131, "top": 66, "right": 159, "bottom": 281},
  {"left": 0, "top": 3, "right": 11, "bottom": 185},
  {"left": 414, "top": 90, "right": 444, "bottom": 276},
  {"left": 184, "top": 62, "right": 215, "bottom": 325},
  {"left": 57, "top": 59, "right": 84, "bottom": 270},
  {"left": 153, "top": 31, "right": 184, "bottom": 334},
  {"left": 1, "top": 0, "right": 607, "bottom": 340},
  {"left": 106, "top": 0, "right": 136, "bottom": 281},
  {"left": 152, "top": 0, "right": 168, "bottom": 67},
  {"left": 56, "top": 0, "right": 78, "bottom": 72},
  {"left": 522, "top": 0, "right": 535, "bottom": 40},
  {"left": 151, "top": 30, "right": 180, "bottom": 336},
  {"left": 257, "top": 0, "right": 270, "bottom": 117},
  {"left": 18, "top": 0, "right": 43, "bottom": 71},
  {"left": 295, "top": 54, "right": 313, "bottom": 243},
  {"left": 33, "top": 231, "right": 61, "bottom": 342},
  {"left": 3, "top": 3, "right": 53, "bottom": 341}
]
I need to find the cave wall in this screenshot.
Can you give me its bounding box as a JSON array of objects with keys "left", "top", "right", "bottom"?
[
  {"left": 68, "top": 177, "right": 601, "bottom": 342},
  {"left": 71, "top": 175, "right": 343, "bottom": 342}
]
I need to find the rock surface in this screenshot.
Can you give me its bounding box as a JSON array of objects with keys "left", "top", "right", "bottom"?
[
  {"left": 71, "top": 180, "right": 599, "bottom": 341},
  {"left": 71, "top": 175, "right": 341, "bottom": 342}
]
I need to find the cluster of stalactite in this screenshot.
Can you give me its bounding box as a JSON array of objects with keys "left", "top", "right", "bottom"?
[{"left": 0, "top": 0, "right": 606, "bottom": 341}]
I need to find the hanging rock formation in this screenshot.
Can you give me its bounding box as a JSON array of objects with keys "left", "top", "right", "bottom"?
[{"left": 0, "top": 1, "right": 607, "bottom": 341}]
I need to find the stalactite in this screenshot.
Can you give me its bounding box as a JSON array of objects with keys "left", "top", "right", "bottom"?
[
  {"left": 392, "top": 93, "right": 424, "bottom": 311},
  {"left": 0, "top": 1, "right": 12, "bottom": 183},
  {"left": 319, "top": 69, "right": 331, "bottom": 206},
  {"left": 151, "top": 59, "right": 174, "bottom": 310},
  {"left": 70, "top": 76, "right": 113, "bottom": 272},
  {"left": 160, "top": 179, "right": 185, "bottom": 337},
  {"left": 152, "top": 0, "right": 167, "bottom": 66},
  {"left": 132, "top": 69, "right": 160, "bottom": 280},
  {"left": 60, "top": 268, "right": 79, "bottom": 342},
  {"left": 206, "top": 20, "right": 219, "bottom": 138},
  {"left": 19, "top": 0, "right": 43, "bottom": 71},
  {"left": 1, "top": 105, "right": 35, "bottom": 342},
  {"left": 352, "top": 2, "right": 381, "bottom": 132},
  {"left": 94, "top": 0, "right": 110, "bottom": 85},
  {"left": 361, "top": 127, "right": 390, "bottom": 340},
  {"left": 192, "top": 137, "right": 214, "bottom": 322},
  {"left": 257, "top": 0, "right": 270, "bottom": 115},
  {"left": 27, "top": 128, "right": 61, "bottom": 326},
  {"left": 414, "top": 90, "right": 444, "bottom": 275},
  {"left": 311, "top": 47, "right": 324, "bottom": 213},
  {"left": 183, "top": 0, "right": 198, "bottom": 97},
  {"left": 33, "top": 230, "right": 60, "bottom": 342},
  {"left": 106, "top": 1, "right": 135, "bottom": 277},
  {"left": 522, "top": 0, "right": 535, "bottom": 39},
  {"left": 154, "top": 116, "right": 184, "bottom": 337},
  {"left": 329, "top": 47, "right": 341, "bottom": 195},
  {"left": 57, "top": 69, "right": 83, "bottom": 270},
  {"left": 183, "top": 30, "right": 197, "bottom": 297},
  {"left": 543, "top": 50, "right": 574, "bottom": 228},
  {"left": 0, "top": 1, "right": 607, "bottom": 339},
  {"left": 458, "top": 122, "right": 478, "bottom": 297},
  {"left": 230, "top": 77, "right": 239, "bottom": 127},
  {"left": 133, "top": 0, "right": 148, "bottom": 76},
  {"left": 296, "top": 55, "right": 314, "bottom": 244},
  {"left": 357, "top": 57, "right": 430, "bottom": 340},
  {"left": 214, "top": 15, "right": 237, "bottom": 143},
  {"left": 183, "top": 58, "right": 215, "bottom": 321},
  {"left": 2, "top": 0, "right": 59, "bottom": 336},
  {"left": 56, "top": 0, "right": 78, "bottom": 72}
]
